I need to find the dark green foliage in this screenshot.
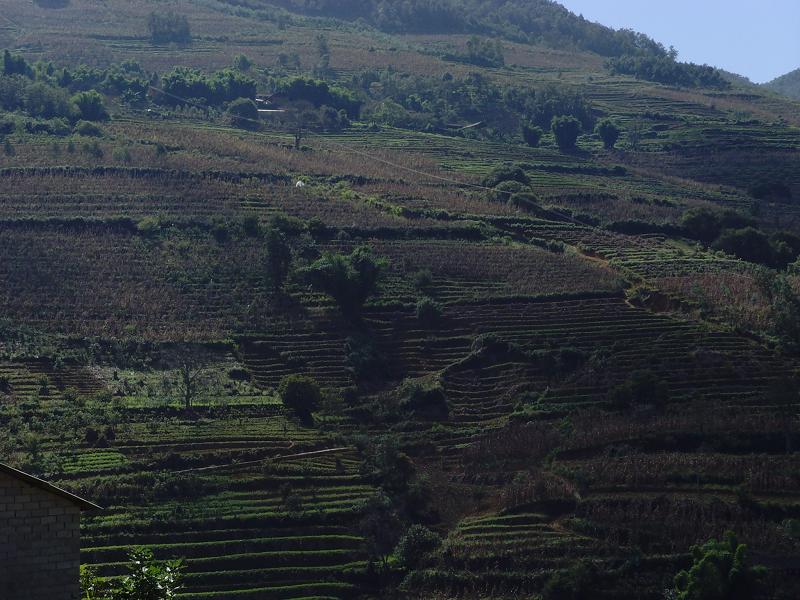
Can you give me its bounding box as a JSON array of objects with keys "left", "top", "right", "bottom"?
[
  {"left": 158, "top": 67, "right": 257, "bottom": 107},
  {"left": 608, "top": 370, "right": 668, "bottom": 410},
  {"left": 74, "top": 120, "right": 104, "bottom": 137},
  {"left": 415, "top": 297, "right": 443, "bottom": 327},
  {"left": 72, "top": 90, "right": 108, "bottom": 121},
  {"left": 551, "top": 115, "right": 581, "bottom": 151},
  {"left": 265, "top": 227, "right": 292, "bottom": 290},
  {"left": 522, "top": 122, "right": 543, "bottom": 147},
  {"left": 520, "top": 86, "right": 595, "bottom": 131},
  {"left": 482, "top": 164, "right": 529, "bottom": 187},
  {"left": 412, "top": 269, "right": 434, "bottom": 292},
  {"left": 673, "top": 532, "right": 766, "bottom": 600},
  {"left": 508, "top": 191, "right": 540, "bottom": 212},
  {"left": 2, "top": 50, "right": 29, "bottom": 77},
  {"left": 681, "top": 208, "right": 725, "bottom": 244},
  {"left": 278, "top": 374, "right": 321, "bottom": 423},
  {"left": 24, "top": 82, "right": 76, "bottom": 120},
  {"left": 227, "top": 97, "right": 259, "bottom": 129},
  {"left": 542, "top": 561, "right": 594, "bottom": 600},
  {"left": 713, "top": 228, "right": 776, "bottom": 266},
  {"left": 358, "top": 492, "right": 404, "bottom": 567},
  {"left": 394, "top": 524, "right": 441, "bottom": 570},
  {"left": 398, "top": 379, "right": 449, "bottom": 420},
  {"left": 147, "top": 11, "right": 191, "bottom": 45},
  {"left": 232, "top": 53, "right": 252, "bottom": 72},
  {"left": 607, "top": 54, "right": 729, "bottom": 89},
  {"left": 301, "top": 246, "right": 386, "bottom": 319},
  {"left": 276, "top": 77, "right": 362, "bottom": 118},
  {"left": 595, "top": 118, "right": 620, "bottom": 149},
  {"left": 748, "top": 181, "right": 793, "bottom": 203},
  {"left": 361, "top": 438, "right": 416, "bottom": 495},
  {"left": 345, "top": 334, "right": 385, "bottom": 381}
]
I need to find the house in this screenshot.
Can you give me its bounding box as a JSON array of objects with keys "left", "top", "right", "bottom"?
[{"left": 0, "top": 462, "right": 99, "bottom": 600}]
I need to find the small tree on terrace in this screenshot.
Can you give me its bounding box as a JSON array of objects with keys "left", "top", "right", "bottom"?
[
  {"left": 595, "top": 118, "right": 621, "bottom": 149},
  {"left": 265, "top": 226, "right": 292, "bottom": 291},
  {"left": 551, "top": 115, "right": 582, "bottom": 151},
  {"left": 301, "top": 246, "right": 386, "bottom": 321},
  {"left": 278, "top": 374, "right": 321, "bottom": 424},
  {"left": 673, "top": 531, "right": 765, "bottom": 600},
  {"left": 227, "top": 97, "right": 259, "bottom": 130},
  {"left": 72, "top": 90, "right": 109, "bottom": 122},
  {"left": 522, "top": 122, "right": 544, "bottom": 147},
  {"left": 161, "top": 347, "right": 217, "bottom": 411}
]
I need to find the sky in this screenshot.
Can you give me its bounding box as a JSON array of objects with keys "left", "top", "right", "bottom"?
[{"left": 558, "top": 0, "right": 800, "bottom": 83}]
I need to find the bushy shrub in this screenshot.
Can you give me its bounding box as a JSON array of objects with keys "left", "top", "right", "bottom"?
[
  {"left": 74, "top": 120, "right": 104, "bottom": 136},
  {"left": 412, "top": 268, "right": 434, "bottom": 292},
  {"left": 595, "top": 118, "right": 620, "bottom": 149},
  {"left": 301, "top": 246, "right": 386, "bottom": 320},
  {"left": 278, "top": 374, "right": 321, "bottom": 423},
  {"left": 415, "top": 297, "right": 443, "bottom": 327},
  {"left": 522, "top": 122, "right": 543, "bottom": 147},
  {"left": 482, "top": 164, "right": 529, "bottom": 187},
  {"left": 608, "top": 370, "right": 668, "bottom": 411},
  {"left": 394, "top": 524, "right": 441, "bottom": 570},
  {"left": 72, "top": 90, "right": 108, "bottom": 121},
  {"left": 227, "top": 97, "right": 259, "bottom": 129},
  {"left": 551, "top": 115, "right": 581, "bottom": 151}
]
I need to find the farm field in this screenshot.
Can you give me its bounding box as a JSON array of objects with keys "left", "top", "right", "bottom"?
[{"left": 1, "top": 1, "right": 800, "bottom": 599}]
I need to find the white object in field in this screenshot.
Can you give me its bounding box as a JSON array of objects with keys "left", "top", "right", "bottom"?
[{"left": 295, "top": 180, "right": 306, "bottom": 188}]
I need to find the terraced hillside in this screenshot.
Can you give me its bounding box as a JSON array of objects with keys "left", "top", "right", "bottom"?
[{"left": 1, "top": 1, "right": 800, "bottom": 599}]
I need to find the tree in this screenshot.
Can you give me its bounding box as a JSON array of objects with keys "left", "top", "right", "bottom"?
[
  {"left": 358, "top": 493, "right": 404, "bottom": 568},
  {"left": 227, "top": 97, "right": 259, "bottom": 129},
  {"left": 673, "top": 532, "right": 765, "bottom": 600},
  {"left": 80, "top": 548, "right": 184, "bottom": 600},
  {"left": 2, "top": 50, "right": 29, "bottom": 77},
  {"left": 72, "top": 91, "right": 109, "bottom": 121},
  {"left": 301, "top": 246, "right": 386, "bottom": 320},
  {"left": 682, "top": 208, "right": 722, "bottom": 244},
  {"left": 161, "top": 348, "right": 216, "bottom": 411},
  {"left": 522, "top": 122, "right": 543, "bottom": 147},
  {"left": 627, "top": 118, "right": 646, "bottom": 150},
  {"left": 542, "top": 561, "right": 594, "bottom": 600},
  {"left": 24, "top": 82, "right": 76, "bottom": 120},
  {"left": 265, "top": 227, "right": 292, "bottom": 291},
  {"left": 595, "top": 118, "right": 621, "bottom": 149},
  {"left": 393, "top": 524, "right": 441, "bottom": 570},
  {"left": 278, "top": 374, "right": 321, "bottom": 423},
  {"left": 232, "top": 53, "right": 252, "bottom": 72},
  {"left": 608, "top": 370, "right": 668, "bottom": 411},
  {"left": 113, "top": 548, "right": 184, "bottom": 599},
  {"left": 713, "top": 227, "right": 774, "bottom": 266},
  {"left": 551, "top": 115, "right": 582, "bottom": 151},
  {"left": 147, "top": 11, "right": 191, "bottom": 45}
]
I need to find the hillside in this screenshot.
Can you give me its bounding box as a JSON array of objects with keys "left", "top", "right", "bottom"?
[
  {"left": 765, "top": 68, "right": 800, "bottom": 100},
  {"left": 1, "top": 1, "right": 800, "bottom": 599}
]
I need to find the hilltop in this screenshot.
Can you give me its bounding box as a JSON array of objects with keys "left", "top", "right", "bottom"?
[
  {"left": 1, "top": 1, "right": 800, "bottom": 599},
  {"left": 765, "top": 67, "right": 800, "bottom": 100}
]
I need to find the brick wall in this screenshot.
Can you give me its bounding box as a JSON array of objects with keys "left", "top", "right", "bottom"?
[{"left": 0, "top": 472, "right": 81, "bottom": 600}]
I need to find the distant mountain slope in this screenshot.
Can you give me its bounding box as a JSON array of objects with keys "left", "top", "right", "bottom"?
[
  {"left": 764, "top": 68, "right": 800, "bottom": 99},
  {"left": 262, "top": 0, "right": 667, "bottom": 57}
]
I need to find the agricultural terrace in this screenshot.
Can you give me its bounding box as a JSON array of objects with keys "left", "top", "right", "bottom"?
[{"left": 0, "top": 0, "right": 799, "bottom": 598}]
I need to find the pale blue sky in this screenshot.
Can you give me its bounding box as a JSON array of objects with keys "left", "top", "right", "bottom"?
[{"left": 559, "top": 0, "right": 800, "bottom": 83}]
